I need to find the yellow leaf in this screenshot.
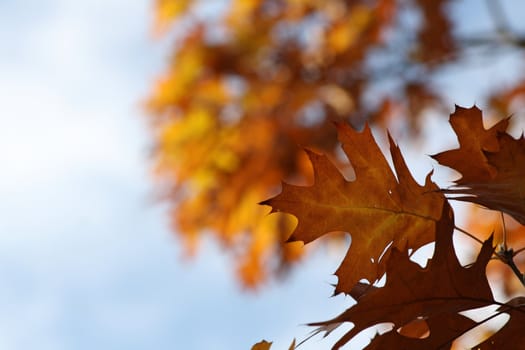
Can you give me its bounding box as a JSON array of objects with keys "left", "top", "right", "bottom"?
[
  {"left": 227, "top": 0, "right": 262, "bottom": 27},
  {"left": 328, "top": 6, "right": 371, "bottom": 53},
  {"left": 154, "top": 0, "right": 191, "bottom": 34}
]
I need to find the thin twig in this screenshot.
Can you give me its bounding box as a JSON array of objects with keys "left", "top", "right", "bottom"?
[
  {"left": 496, "top": 247, "right": 525, "bottom": 287},
  {"left": 501, "top": 211, "right": 508, "bottom": 250},
  {"left": 513, "top": 246, "right": 525, "bottom": 257},
  {"left": 494, "top": 212, "right": 525, "bottom": 286},
  {"left": 455, "top": 225, "right": 484, "bottom": 245}
]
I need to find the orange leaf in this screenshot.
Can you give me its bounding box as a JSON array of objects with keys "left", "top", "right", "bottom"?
[
  {"left": 262, "top": 122, "right": 445, "bottom": 293},
  {"left": 153, "top": 0, "right": 191, "bottom": 34},
  {"left": 432, "top": 105, "right": 509, "bottom": 182},
  {"left": 433, "top": 105, "right": 525, "bottom": 224},
  {"left": 251, "top": 340, "right": 272, "bottom": 350}
]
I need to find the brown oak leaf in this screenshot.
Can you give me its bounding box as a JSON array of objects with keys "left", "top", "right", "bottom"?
[
  {"left": 309, "top": 205, "right": 495, "bottom": 349},
  {"left": 262, "top": 122, "right": 445, "bottom": 294},
  {"left": 433, "top": 105, "right": 525, "bottom": 224},
  {"left": 365, "top": 313, "right": 477, "bottom": 350},
  {"left": 473, "top": 297, "right": 525, "bottom": 349},
  {"left": 432, "top": 105, "right": 509, "bottom": 182}
]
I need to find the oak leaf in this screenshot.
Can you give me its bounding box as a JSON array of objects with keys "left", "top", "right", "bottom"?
[
  {"left": 474, "top": 297, "right": 525, "bottom": 349},
  {"left": 433, "top": 105, "right": 525, "bottom": 224},
  {"left": 310, "top": 205, "right": 495, "bottom": 349},
  {"left": 432, "top": 105, "right": 509, "bottom": 182},
  {"left": 262, "top": 122, "right": 445, "bottom": 293},
  {"left": 365, "top": 313, "right": 477, "bottom": 350}
]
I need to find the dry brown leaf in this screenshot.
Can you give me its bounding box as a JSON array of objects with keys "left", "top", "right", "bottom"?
[
  {"left": 309, "top": 205, "right": 495, "bottom": 349},
  {"left": 474, "top": 297, "right": 525, "bottom": 349},
  {"left": 433, "top": 105, "right": 525, "bottom": 224},
  {"left": 262, "top": 122, "right": 445, "bottom": 294}
]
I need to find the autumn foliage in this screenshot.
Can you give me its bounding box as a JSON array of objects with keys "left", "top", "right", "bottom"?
[
  {"left": 263, "top": 122, "right": 445, "bottom": 294},
  {"left": 260, "top": 106, "right": 525, "bottom": 349},
  {"left": 146, "top": 0, "right": 525, "bottom": 348},
  {"left": 147, "top": 0, "right": 525, "bottom": 289}
]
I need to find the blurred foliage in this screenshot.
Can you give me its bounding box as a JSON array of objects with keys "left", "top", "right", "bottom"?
[{"left": 146, "top": 0, "right": 525, "bottom": 288}]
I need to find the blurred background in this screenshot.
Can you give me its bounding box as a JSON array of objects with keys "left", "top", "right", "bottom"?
[{"left": 1, "top": 0, "right": 525, "bottom": 349}]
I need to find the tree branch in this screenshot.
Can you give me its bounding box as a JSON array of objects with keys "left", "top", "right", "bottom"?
[{"left": 496, "top": 246, "right": 525, "bottom": 287}]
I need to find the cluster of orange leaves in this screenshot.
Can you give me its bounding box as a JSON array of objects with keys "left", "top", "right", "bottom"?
[
  {"left": 258, "top": 106, "right": 525, "bottom": 349},
  {"left": 147, "top": 0, "right": 464, "bottom": 287},
  {"left": 146, "top": 1, "right": 525, "bottom": 348}
]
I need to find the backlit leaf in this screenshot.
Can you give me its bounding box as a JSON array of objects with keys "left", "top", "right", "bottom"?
[
  {"left": 263, "top": 122, "right": 445, "bottom": 293},
  {"left": 310, "top": 205, "right": 495, "bottom": 349},
  {"left": 433, "top": 105, "right": 525, "bottom": 224}
]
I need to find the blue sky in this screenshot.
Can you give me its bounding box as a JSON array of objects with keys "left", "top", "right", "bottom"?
[
  {"left": 1, "top": 1, "right": 525, "bottom": 349},
  {"left": 0, "top": 1, "right": 350, "bottom": 349}
]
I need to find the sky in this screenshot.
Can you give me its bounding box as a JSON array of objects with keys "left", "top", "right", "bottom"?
[
  {"left": 0, "top": 1, "right": 349, "bottom": 349},
  {"left": 0, "top": 1, "right": 524, "bottom": 350}
]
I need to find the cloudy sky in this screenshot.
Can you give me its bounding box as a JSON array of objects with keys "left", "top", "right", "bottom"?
[{"left": 1, "top": 1, "right": 524, "bottom": 349}]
